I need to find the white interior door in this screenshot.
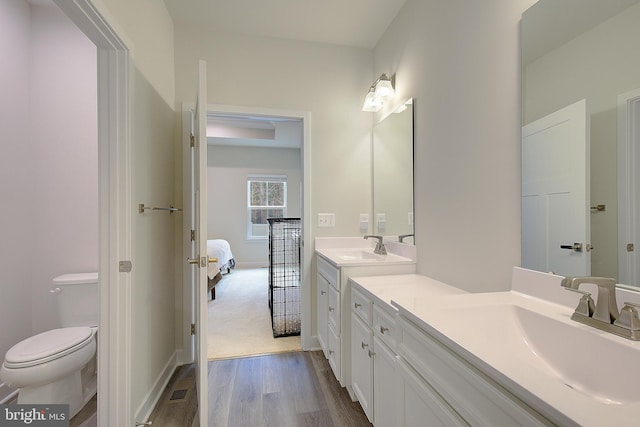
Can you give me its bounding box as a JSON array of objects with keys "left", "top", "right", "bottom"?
[
  {"left": 618, "top": 88, "right": 640, "bottom": 286},
  {"left": 522, "top": 99, "right": 590, "bottom": 276},
  {"left": 187, "top": 59, "right": 208, "bottom": 426}
]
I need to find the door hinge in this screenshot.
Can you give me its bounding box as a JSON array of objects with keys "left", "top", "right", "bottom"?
[
  {"left": 191, "top": 323, "right": 196, "bottom": 335},
  {"left": 190, "top": 229, "right": 196, "bottom": 241},
  {"left": 119, "top": 260, "right": 132, "bottom": 273},
  {"left": 190, "top": 133, "right": 195, "bottom": 148},
  {"left": 628, "top": 243, "right": 635, "bottom": 252}
]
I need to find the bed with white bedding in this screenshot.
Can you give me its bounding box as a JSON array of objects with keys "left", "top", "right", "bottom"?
[{"left": 206, "top": 239, "right": 235, "bottom": 299}]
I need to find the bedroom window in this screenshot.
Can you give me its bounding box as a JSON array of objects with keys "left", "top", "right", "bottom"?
[{"left": 247, "top": 175, "right": 287, "bottom": 239}]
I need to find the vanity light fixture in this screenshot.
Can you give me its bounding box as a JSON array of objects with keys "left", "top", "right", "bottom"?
[
  {"left": 362, "top": 87, "right": 382, "bottom": 112},
  {"left": 362, "top": 73, "right": 395, "bottom": 112}
]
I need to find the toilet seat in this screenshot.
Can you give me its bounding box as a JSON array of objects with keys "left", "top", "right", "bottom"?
[{"left": 4, "top": 327, "right": 93, "bottom": 368}]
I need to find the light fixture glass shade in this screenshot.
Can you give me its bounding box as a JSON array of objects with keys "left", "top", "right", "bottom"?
[
  {"left": 374, "top": 77, "right": 394, "bottom": 100},
  {"left": 362, "top": 88, "right": 382, "bottom": 112}
]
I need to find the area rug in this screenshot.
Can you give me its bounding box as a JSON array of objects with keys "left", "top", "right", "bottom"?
[{"left": 207, "top": 268, "right": 301, "bottom": 360}]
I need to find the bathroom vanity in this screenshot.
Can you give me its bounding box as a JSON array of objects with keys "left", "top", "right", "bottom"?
[
  {"left": 348, "top": 267, "right": 640, "bottom": 426},
  {"left": 315, "top": 238, "right": 416, "bottom": 389}
]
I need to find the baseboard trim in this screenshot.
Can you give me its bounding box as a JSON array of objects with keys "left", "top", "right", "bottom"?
[
  {"left": 305, "top": 335, "right": 321, "bottom": 352},
  {"left": 234, "top": 261, "right": 268, "bottom": 269},
  {"left": 133, "top": 351, "right": 178, "bottom": 424}
]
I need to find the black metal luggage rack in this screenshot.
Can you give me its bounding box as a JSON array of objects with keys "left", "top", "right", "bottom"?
[{"left": 267, "top": 218, "right": 301, "bottom": 337}]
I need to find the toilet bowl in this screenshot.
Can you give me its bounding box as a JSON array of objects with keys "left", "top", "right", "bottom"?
[
  {"left": 0, "top": 327, "right": 97, "bottom": 418},
  {"left": 0, "top": 272, "right": 99, "bottom": 419}
]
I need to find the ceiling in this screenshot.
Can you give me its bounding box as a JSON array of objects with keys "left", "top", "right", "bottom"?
[
  {"left": 162, "top": 0, "right": 407, "bottom": 49},
  {"left": 206, "top": 113, "right": 302, "bottom": 149},
  {"left": 522, "top": 0, "right": 640, "bottom": 64}
]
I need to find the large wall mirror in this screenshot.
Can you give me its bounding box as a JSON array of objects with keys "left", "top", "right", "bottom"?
[
  {"left": 521, "top": 0, "right": 640, "bottom": 286},
  {"left": 373, "top": 98, "right": 414, "bottom": 243}
]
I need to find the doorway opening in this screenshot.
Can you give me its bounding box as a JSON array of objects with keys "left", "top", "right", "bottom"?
[
  {"left": 182, "top": 104, "right": 313, "bottom": 366},
  {"left": 206, "top": 111, "right": 303, "bottom": 360}
]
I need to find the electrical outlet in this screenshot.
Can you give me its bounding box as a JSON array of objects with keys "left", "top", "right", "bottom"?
[
  {"left": 318, "top": 213, "right": 335, "bottom": 227},
  {"left": 376, "top": 213, "right": 386, "bottom": 232}
]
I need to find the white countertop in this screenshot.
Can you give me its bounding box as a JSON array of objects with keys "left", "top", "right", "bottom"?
[{"left": 348, "top": 274, "right": 466, "bottom": 308}]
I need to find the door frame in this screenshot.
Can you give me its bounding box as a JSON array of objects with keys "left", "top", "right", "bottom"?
[
  {"left": 618, "top": 88, "right": 640, "bottom": 286},
  {"left": 53, "top": 1, "right": 132, "bottom": 425},
  {"left": 182, "top": 103, "right": 313, "bottom": 360}
]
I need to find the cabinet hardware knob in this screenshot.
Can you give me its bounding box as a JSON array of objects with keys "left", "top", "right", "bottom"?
[
  {"left": 320, "top": 290, "right": 326, "bottom": 295},
  {"left": 380, "top": 326, "right": 389, "bottom": 334},
  {"left": 329, "top": 350, "right": 334, "bottom": 355},
  {"left": 368, "top": 350, "right": 375, "bottom": 358},
  {"left": 361, "top": 341, "right": 369, "bottom": 349},
  {"left": 328, "top": 306, "right": 334, "bottom": 312},
  {"left": 354, "top": 302, "right": 362, "bottom": 308}
]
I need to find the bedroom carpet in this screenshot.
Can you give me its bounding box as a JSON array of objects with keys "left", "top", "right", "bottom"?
[{"left": 207, "top": 268, "right": 301, "bottom": 360}]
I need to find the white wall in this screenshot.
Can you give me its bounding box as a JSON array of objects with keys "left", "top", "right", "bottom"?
[
  {"left": 524, "top": 3, "right": 640, "bottom": 279},
  {"left": 0, "top": 0, "right": 34, "bottom": 400},
  {"left": 174, "top": 29, "right": 374, "bottom": 238},
  {"left": 207, "top": 145, "right": 302, "bottom": 267},
  {"left": 29, "top": 3, "right": 98, "bottom": 334},
  {"left": 0, "top": 0, "right": 97, "bottom": 371},
  {"left": 374, "top": 0, "right": 538, "bottom": 292}
]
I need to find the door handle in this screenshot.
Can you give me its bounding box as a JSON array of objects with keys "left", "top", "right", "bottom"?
[
  {"left": 560, "top": 243, "right": 593, "bottom": 252},
  {"left": 560, "top": 243, "right": 583, "bottom": 252},
  {"left": 186, "top": 257, "right": 218, "bottom": 267}
]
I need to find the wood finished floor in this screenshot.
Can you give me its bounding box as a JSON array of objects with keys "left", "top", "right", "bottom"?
[{"left": 200, "top": 350, "right": 371, "bottom": 427}]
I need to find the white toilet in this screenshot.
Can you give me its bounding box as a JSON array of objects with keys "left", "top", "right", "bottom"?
[{"left": 0, "top": 272, "right": 98, "bottom": 418}]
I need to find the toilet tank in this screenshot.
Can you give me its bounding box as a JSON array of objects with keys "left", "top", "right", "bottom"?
[{"left": 52, "top": 272, "right": 99, "bottom": 327}]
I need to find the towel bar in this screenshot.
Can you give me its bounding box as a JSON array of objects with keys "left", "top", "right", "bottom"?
[{"left": 138, "top": 203, "right": 182, "bottom": 214}]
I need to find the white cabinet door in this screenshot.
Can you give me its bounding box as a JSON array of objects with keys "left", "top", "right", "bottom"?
[
  {"left": 317, "top": 271, "right": 329, "bottom": 356},
  {"left": 400, "top": 360, "right": 468, "bottom": 427},
  {"left": 374, "top": 336, "right": 401, "bottom": 427},
  {"left": 351, "top": 313, "right": 374, "bottom": 423},
  {"left": 327, "top": 324, "right": 341, "bottom": 380}
]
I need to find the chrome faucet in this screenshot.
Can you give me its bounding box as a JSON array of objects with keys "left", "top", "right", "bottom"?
[
  {"left": 364, "top": 235, "right": 387, "bottom": 255},
  {"left": 560, "top": 276, "right": 640, "bottom": 340},
  {"left": 561, "top": 276, "right": 619, "bottom": 323}
]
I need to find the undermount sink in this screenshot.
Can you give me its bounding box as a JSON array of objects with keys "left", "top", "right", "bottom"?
[
  {"left": 336, "top": 250, "right": 383, "bottom": 262},
  {"left": 411, "top": 293, "right": 640, "bottom": 406}
]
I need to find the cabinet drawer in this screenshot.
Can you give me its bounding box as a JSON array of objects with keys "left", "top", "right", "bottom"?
[
  {"left": 328, "top": 284, "right": 340, "bottom": 331},
  {"left": 397, "top": 317, "right": 552, "bottom": 427},
  {"left": 351, "top": 285, "right": 372, "bottom": 325},
  {"left": 317, "top": 255, "right": 339, "bottom": 289},
  {"left": 373, "top": 304, "right": 397, "bottom": 349}
]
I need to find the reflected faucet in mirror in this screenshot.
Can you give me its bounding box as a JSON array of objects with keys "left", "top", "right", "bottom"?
[{"left": 398, "top": 234, "right": 414, "bottom": 243}]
